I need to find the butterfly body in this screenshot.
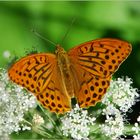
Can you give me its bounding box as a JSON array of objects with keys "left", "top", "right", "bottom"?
[
  {"left": 55, "top": 45, "right": 75, "bottom": 98},
  {"left": 8, "top": 38, "right": 132, "bottom": 114}
]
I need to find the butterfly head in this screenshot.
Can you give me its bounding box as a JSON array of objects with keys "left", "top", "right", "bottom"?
[
  {"left": 55, "top": 44, "right": 70, "bottom": 68},
  {"left": 55, "top": 44, "right": 66, "bottom": 55}
]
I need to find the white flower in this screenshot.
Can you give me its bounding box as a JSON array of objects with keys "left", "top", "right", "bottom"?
[
  {"left": 61, "top": 104, "right": 96, "bottom": 140},
  {"left": 132, "top": 116, "right": 140, "bottom": 139},
  {"left": 137, "top": 115, "right": 140, "bottom": 122},
  {"left": 132, "top": 123, "right": 140, "bottom": 134},
  {"left": 102, "top": 104, "right": 120, "bottom": 116},
  {"left": 21, "top": 124, "right": 31, "bottom": 131},
  {"left": 133, "top": 134, "right": 140, "bottom": 140},
  {"left": 102, "top": 77, "right": 139, "bottom": 113},
  {"left": 100, "top": 110, "right": 124, "bottom": 139},
  {"left": 132, "top": 123, "right": 140, "bottom": 139},
  {"left": 0, "top": 68, "right": 37, "bottom": 136},
  {"left": 3, "top": 50, "right": 11, "bottom": 58},
  {"left": 101, "top": 77, "right": 139, "bottom": 139},
  {"left": 32, "top": 114, "right": 44, "bottom": 125}
]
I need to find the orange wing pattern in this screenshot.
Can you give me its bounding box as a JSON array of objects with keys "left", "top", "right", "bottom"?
[
  {"left": 8, "top": 38, "right": 132, "bottom": 113},
  {"left": 8, "top": 53, "right": 71, "bottom": 113},
  {"left": 68, "top": 38, "right": 132, "bottom": 108}
]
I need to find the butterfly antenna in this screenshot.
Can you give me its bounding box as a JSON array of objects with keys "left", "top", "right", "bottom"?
[
  {"left": 31, "top": 29, "right": 57, "bottom": 46},
  {"left": 61, "top": 17, "right": 76, "bottom": 45}
]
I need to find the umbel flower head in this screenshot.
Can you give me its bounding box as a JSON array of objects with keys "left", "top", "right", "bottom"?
[
  {"left": 61, "top": 104, "right": 96, "bottom": 140},
  {"left": 101, "top": 77, "right": 139, "bottom": 139},
  {"left": 102, "top": 77, "right": 139, "bottom": 112},
  {"left": 0, "top": 68, "right": 37, "bottom": 137},
  {"left": 32, "top": 113, "right": 44, "bottom": 125}
]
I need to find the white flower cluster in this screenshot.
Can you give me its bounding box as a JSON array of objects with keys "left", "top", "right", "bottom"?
[
  {"left": 61, "top": 104, "right": 96, "bottom": 140},
  {"left": 32, "top": 113, "right": 44, "bottom": 125},
  {"left": 0, "top": 68, "right": 37, "bottom": 137},
  {"left": 101, "top": 110, "right": 124, "bottom": 139},
  {"left": 102, "top": 77, "right": 139, "bottom": 112},
  {"left": 101, "top": 77, "right": 139, "bottom": 139},
  {"left": 132, "top": 115, "right": 140, "bottom": 139}
]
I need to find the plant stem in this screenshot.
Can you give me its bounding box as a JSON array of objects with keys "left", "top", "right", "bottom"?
[
  {"left": 22, "top": 119, "right": 32, "bottom": 126},
  {"left": 123, "top": 124, "right": 140, "bottom": 135},
  {"left": 38, "top": 104, "right": 62, "bottom": 135}
]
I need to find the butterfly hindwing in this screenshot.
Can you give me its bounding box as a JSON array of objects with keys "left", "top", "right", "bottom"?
[
  {"left": 70, "top": 63, "right": 111, "bottom": 108},
  {"left": 8, "top": 53, "right": 71, "bottom": 113},
  {"left": 79, "top": 74, "right": 111, "bottom": 108},
  {"left": 36, "top": 65, "right": 71, "bottom": 114}
]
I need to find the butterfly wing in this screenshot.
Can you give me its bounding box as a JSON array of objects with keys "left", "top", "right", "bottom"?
[
  {"left": 8, "top": 53, "right": 71, "bottom": 113},
  {"left": 70, "top": 63, "right": 111, "bottom": 108},
  {"left": 68, "top": 38, "right": 132, "bottom": 108}
]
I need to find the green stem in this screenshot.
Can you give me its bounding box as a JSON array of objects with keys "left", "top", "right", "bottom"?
[
  {"left": 22, "top": 119, "right": 32, "bottom": 126},
  {"left": 32, "top": 125, "right": 52, "bottom": 138},
  {"left": 123, "top": 124, "right": 140, "bottom": 135},
  {"left": 90, "top": 123, "right": 101, "bottom": 133},
  {"left": 38, "top": 104, "right": 62, "bottom": 135}
]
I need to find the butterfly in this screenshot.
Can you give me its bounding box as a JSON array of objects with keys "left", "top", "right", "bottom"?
[{"left": 8, "top": 38, "right": 132, "bottom": 114}]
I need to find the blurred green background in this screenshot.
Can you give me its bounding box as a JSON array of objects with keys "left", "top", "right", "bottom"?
[
  {"left": 0, "top": 1, "right": 140, "bottom": 88},
  {"left": 0, "top": 1, "right": 140, "bottom": 85},
  {"left": 0, "top": 1, "right": 140, "bottom": 138}
]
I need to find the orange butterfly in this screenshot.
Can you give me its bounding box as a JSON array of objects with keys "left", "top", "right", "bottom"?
[{"left": 8, "top": 38, "right": 132, "bottom": 114}]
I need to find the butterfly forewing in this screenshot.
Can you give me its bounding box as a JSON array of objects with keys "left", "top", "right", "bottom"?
[
  {"left": 68, "top": 38, "right": 132, "bottom": 108},
  {"left": 68, "top": 38, "right": 132, "bottom": 78},
  {"left": 8, "top": 53, "right": 71, "bottom": 113}
]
